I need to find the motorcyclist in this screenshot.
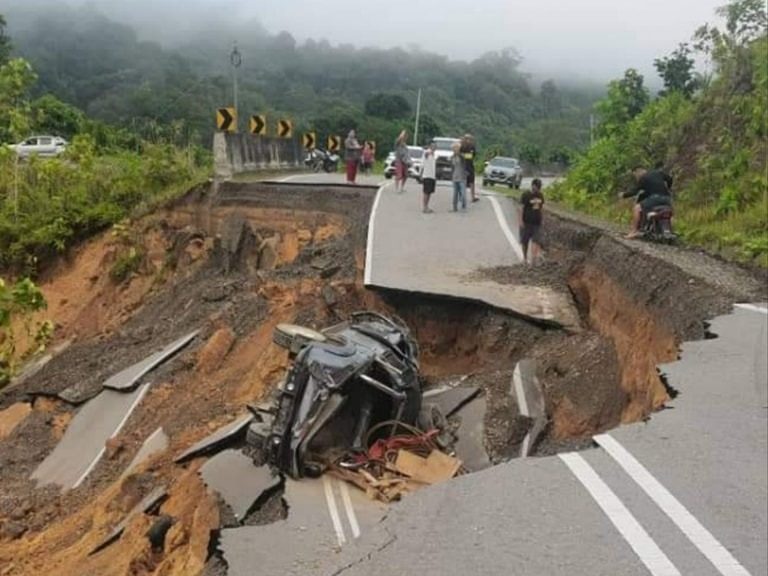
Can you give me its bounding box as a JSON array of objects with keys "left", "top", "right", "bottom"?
[{"left": 619, "top": 165, "right": 672, "bottom": 238}]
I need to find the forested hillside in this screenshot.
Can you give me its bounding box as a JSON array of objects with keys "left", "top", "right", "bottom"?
[
  {"left": 0, "top": 2, "right": 600, "bottom": 162},
  {"left": 551, "top": 0, "right": 767, "bottom": 266}
]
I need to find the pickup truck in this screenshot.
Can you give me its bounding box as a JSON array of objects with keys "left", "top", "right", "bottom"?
[{"left": 431, "top": 137, "right": 460, "bottom": 180}]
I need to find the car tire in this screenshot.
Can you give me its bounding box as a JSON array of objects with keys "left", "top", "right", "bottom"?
[
  {"left": 273, "top": 324, "right": 327, "bottom": 354},
  {"left": 482, "top": 180, "right": 489, "bottom": 187},
  {"left": 384, "top": 173, "right": 392, "bottom": 179}
]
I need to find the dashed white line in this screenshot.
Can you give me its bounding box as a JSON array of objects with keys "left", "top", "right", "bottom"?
[
  {"left": 338, "top": 479, "right": 362, "bottom": 539},
  {"left": 364, "top": 182, "right": 389, "bottom": 286},
  {"left": 559, "top": 452, "right": 682, "bottom": 576},
  {"left": 323, "top": 475, "right": 347, "bottom": 547},
  {"left": 594, "top": 434, "right": 753, "bottom": 576},
  {"left": 488, "top": 195, "right": 525, "bottom": 261},
  {"left": 735, "top": 303, "right": 768, "bottom": 315},
  {"left": 73, "top": 383, "right": 151, "bottom": 489}
]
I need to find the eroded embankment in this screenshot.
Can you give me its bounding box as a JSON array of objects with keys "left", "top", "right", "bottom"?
[{"left": 0, "top": 180, "right": 760, "bottom": 576}]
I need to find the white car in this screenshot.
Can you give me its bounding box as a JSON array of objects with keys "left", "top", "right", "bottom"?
[
  {"left": 483, "top": 156, "right": 523, "bottom": 189},
  {"left": 9, "top": 135, "right": 68, "bottom": 158},
  {"left": 431, "top": 137, "right": 461, "bottom": 180},
  {"left": 384, "top": 146, "right": 425, "bottom": 180}
]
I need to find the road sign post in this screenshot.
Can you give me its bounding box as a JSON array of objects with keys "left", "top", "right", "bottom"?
[
  {"left": 249, "top": 115, "right": 267, "bottom": 136},
  {"left": 302, "top": 132, "right": 316, "bottom": 149},
  {"left": 231, "top": 43, "right": 242, "bottom": 132},
  {"left": 216, "top": 108, "right": 237, "bottom": 132},
  {"left": 277, "top": 119, "right": 293, "bottom": 138}
]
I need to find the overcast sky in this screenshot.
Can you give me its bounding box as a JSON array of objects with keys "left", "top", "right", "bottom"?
[
  {"left": 255, "top": 0, "right": 725, "bottom": 80},
  {"left": 6, "top": 0, "right": 727, "bottom": 81}
]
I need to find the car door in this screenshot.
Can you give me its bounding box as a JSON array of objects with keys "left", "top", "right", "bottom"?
[
  {"left": 17, "top": 137, "right": 38, "bottom": 158},
  {"left": 36, "top": 136, "right": 55, "bottom": 156}
]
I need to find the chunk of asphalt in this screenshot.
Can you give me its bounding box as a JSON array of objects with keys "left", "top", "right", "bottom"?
[
  {"left": 199, "top": 450, "right": 281, "bottom": 522},
  {"left": 174, "top": 415, "right": 254, "bottom": 464},
  {"left": 103, "top": 330, "right": 200, "bottom": 392},
  {"left": 121, "top": 427, "right": 169, "bottom": 478},
  {"left": 220, "top": 478, "right": 387, "bottom": 575},
  {"left": 89, "top": 485, "right": 168, "bottom": 555},
  {"left": 511, "top": 359, "right": 547, "bottom": 457},
  {"left": 32, "top": 384, "right": 151, "bottom": 489},
  {"left": 423, "top": 386, "right": 481, "bottom": 418},
  {"left": 146, "top": 514, "right": 175, "bottom": 551},
  {"left": 454, "top": 397, "right": 491, "bottom": 471}
]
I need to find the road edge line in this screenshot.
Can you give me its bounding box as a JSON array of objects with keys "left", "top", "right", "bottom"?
[
  {"left": 594, "top": 434, "right": 752, "bottom": 576},
  {"left": 488, "top": 195, "right": 525, "bottom": 261},
  {"left": 559, "top": 452, "right": 681, "bottom": 576},
  {"left": 364, "top": 183, "right": 387, "bottom": 286},
  {"left": 323, "top": 475, "right": 347, "bottom": 547},
  {"left": 73, "top": 383, "right": 152, "bottom": 489},
  {"left": 512, "top": 364, "right": 532, "bottom": 458}
]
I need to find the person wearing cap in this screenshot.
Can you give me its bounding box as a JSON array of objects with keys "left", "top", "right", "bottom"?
[{"left": 460, "top": 133, "right": 478, "bottom": 202}]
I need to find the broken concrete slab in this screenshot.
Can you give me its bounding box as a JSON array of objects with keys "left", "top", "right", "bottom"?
[
  {"left": 122, "top": 427, "right": 169, "bottom": 478},
  {"left": 89, "top": 485, "right": 167, "bottom": 555},
  {"left": 199, "top": 449, "right": 281, "bottom": 522},
  {"left": 423, "top": 386, "right": 481, "bottom": 418},
  {"left": 174, "top": 415, "right": 253, "bottom": 463},
  {"left": 32, "top": 384, "right": 151, "bottom": 489},
  {"left": 103, "top": 330, "right": 199, "bottom": 391},
  {"left": 512, "top": 359, "right": 547, "bottom": 457},
  {"left": 454, "top": 397, "right": 491, "bottom": 472}
]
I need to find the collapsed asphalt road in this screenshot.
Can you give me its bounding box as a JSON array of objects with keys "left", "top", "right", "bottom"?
[{"left": 0, "top": 175, "right": 765, "bottom": 576}]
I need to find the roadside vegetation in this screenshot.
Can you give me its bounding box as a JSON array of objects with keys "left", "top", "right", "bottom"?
[{"left": 550, "top": 0, "right": 768, "bottom": 266}]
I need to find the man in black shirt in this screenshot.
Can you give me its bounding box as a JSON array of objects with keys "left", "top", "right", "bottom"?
[
  {"left": 519, "top": 178, "right": 545, "bottom": 264},
  {"left": 620, "top": 166, "right": 672, "bottom": 238}
]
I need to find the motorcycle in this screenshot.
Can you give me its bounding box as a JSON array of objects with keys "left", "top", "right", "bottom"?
[
  {"left": 304, "top": 148, "right": 339, "bottom": 173},
  {"left": 640, "top": 204, "right": 677, "bottom": 244}
]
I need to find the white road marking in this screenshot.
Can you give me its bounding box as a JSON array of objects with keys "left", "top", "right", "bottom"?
[
  {"left": 277, "top": 174, "right": 304, "bottom": 183},
  {"left": 559, "top": 452, "right": 682, "bottom": 576},
  {"left": 73, "top": 383, "right": 151, "bottom": 489},
  {"left": 594, "top": 434, "right": 752, "bottom": 576},
  {"left": 488, "top": 195, "right": 525, "bottom": 261},
  {"left": 338, "top": 479, "right": 362, "bottom": 539},
  {"left": 512, "top": 364, "right": 533, "bottom": 458},
  {"left": 364, "top": 182, "right": 389, "bottom": 286},
  {"left": 735, "top": 303, "right": 768, "bottom": 315},
  {"left": 323, "top": 475, "right": 347, "bottom": 547}
]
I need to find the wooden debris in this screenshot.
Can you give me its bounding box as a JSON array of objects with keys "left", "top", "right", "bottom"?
[{"left": 393, "top": 449, "right": 462, "bottom": 485}]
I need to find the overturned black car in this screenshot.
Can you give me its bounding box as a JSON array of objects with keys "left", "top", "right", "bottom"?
[{"left": 248, "top": 312, "right": 422, "bottom": 479}]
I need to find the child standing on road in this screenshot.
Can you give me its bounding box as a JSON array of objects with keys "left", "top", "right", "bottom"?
[
  {"left": 519, "top": 178, "right": 545, "bottom": 264},
  {"left": 420, "top": 142, "right": 437, "bottom": 213},
  {"left": 451, "top": 142, "right": 467, "bottom": 211}
]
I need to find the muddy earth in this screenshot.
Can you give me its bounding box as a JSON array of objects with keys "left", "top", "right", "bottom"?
[{"left": 0, "top": 180, "right": 764, "bottom": 575}]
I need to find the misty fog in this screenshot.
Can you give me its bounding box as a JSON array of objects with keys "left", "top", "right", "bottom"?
[{"left": 1, "top": 0, "right": 726, "bottom": 83}]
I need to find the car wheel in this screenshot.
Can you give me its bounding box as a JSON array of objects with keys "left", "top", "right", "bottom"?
[
  {"left": 384, "top": 173, "right": 392, "bottom": 179},
  {"left": 482, "top": 180, "right": 488, "bottom": 187},
  {"left": 273, "top": 324, "right": 327, "bottom": 354}
]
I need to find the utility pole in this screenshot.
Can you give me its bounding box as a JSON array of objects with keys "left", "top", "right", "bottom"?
[
  {"left": 413, "top": 88, "right": 422, "bottom": 146},
  {"left": 589, "top": 114, "right": 595, "bottom": 147},
  {"left": 230, "top": 42, "right": 242, "bottom": 132}
]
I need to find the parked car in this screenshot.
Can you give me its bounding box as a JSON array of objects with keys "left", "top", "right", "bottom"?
[
  {"left": 249, "top": 312, "right": 422, "bottom": 479},
  {"left": 384, "top": 146, "right": 425, "bottom": 180},
  {"left": 483, "top": 156, "right": 523, "bottom": 189},
  {"left": 431, "top": 137, "right": 460, "bottom": 180},
  {"left": 9, "top": 135, "right": 68, "bottom": 158}
]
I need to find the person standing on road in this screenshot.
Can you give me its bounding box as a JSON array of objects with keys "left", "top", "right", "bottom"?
[
  {"left": 451, "top": 141, "right": 467, "bottom": 212},
  {"left": 344, "top": 130, "right": 362, "bottom": 184},
  {"left": 460, "top": 133, "right": 478, "bottom": 203},
  {"left": 361, "top": 142, "right": 374, "bottom": 174},
  {"left": 519, "top": 178, "right": 545, "bottom": 264},
  {"left": 394, "top": 130, "right": 410, "bottom": 193},
  {"left": 420, "top": 142, "right": 437, "bottom": 213}
]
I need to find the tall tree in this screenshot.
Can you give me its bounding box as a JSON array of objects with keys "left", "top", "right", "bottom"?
[
  {"left": 654, "top": 43, "right": 699, "bottom": 98},
  {"left": 594, "top": 68, "right": 649, "bottom": 138}
]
